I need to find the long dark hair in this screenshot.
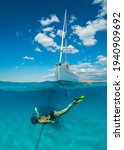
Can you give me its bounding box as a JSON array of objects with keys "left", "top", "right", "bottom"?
[{"left": 31, "top": 116, "right": 38, "bottom": 124}]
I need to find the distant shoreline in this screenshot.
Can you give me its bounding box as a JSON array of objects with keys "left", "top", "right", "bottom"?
[{"left": 80, "top": 80, "right": 107, "bottom": 83}]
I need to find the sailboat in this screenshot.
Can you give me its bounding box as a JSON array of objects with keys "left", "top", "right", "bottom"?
[{"left": 55, "top": 10, "right": 79, "bottom": 82}]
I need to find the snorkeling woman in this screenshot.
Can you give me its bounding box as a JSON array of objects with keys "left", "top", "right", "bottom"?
[{"left": 31, "top": 96, "right": 85, "bottom": 125}]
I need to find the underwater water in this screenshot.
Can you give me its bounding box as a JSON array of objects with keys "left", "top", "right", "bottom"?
[{"left": 0, "top": 81, "right": 107, "bottom": 150}]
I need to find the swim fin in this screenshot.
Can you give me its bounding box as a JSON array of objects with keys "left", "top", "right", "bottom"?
[{"left": 74, "top": 95, "right": 85, "bottom": 104}]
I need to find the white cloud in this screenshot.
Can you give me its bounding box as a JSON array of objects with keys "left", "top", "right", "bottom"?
[
  {"left": 16, "top": 31, "right": 23, "bottom": 37},
  {"left": 70, "top": 62, "right": 92, "bottom": 72},
  {"left": 92, "top": 0, "right": 103, "bottom": 4},
  {"left": 41, "top": 73, "right": 55, "bottom": 81},
  {"left": 34, "top": 33, "right": 58, "bottom": 49},
  {"left": 40, "top": 15, "right": 60, "bottom": 26},
  {"left": 42, "top": 27, "right": 54, "bottom": 32},
  {"left": 72, "top": 18, "right": 107, "bottom": 46},
  {"left": 42, "top": 26, "right": 56, "bottom": 38},
  {"left": 35, "top": 47, "right": 42, "bottom": 53},
  {"left": 96, "top": 55, "right": 107, "bottom": 65},
  {"left": 48, "top": 67, "right": 56, "bottom": 72},
  {"left": 63, "top": 45, "right": 79, "bottom": 54},
  {"left": 57, "top": 29, "right": 65, "bottom": 37},
  {"left": 28, "top": 29, "right": 32, "bottom": 33},
  {"left": 93, "top": 0, "right": 107, "bottom": 17},
  {"left": 77, "top": 42, "right": 82, "bottom": 46},
  {"left": 47, "top": 47, "right": 56, "bottom": 53},
  {"left": 70, "top": 60, "right": 107, "bottom": 80},
  {"left": 69, "top": 15, "right": 77, "bottom": 24},
  {"left": 22, "top": 56, "right": 34, "bottom": 60},
  {"left": 49, "top": 32, "right": 56, "bottom": 38}
]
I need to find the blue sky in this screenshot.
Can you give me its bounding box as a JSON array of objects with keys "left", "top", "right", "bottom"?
[{"left": 0, "top": 0, "right": 107, "bottom": 82}]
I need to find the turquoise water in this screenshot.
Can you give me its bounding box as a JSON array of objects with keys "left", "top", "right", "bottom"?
[{"left": 0, "top": 81, "right": 107, "bottom": 150}]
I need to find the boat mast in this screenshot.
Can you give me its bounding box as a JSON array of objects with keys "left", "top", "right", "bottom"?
[
  {"left": 59, "top": 9, "right": 67, "bottom": 64},
  {"left": 65, "top": 12, "right": 68, "bottom": 66}
]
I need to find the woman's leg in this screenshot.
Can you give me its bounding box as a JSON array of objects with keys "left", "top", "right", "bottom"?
[{"left": 54, "top": 101, "right": 76, "bottom": 117}]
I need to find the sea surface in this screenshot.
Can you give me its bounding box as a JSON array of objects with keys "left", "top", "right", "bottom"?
[{"left": 0, "top": 81, "right": 107, "bottom": 150}]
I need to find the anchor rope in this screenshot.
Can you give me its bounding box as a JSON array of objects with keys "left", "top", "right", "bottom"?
[{"left": 34, "top": 81, "right": 55, "bottom": 150}]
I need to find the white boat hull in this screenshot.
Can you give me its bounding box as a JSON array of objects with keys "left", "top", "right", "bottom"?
[{"left": 55, "top": 65, "right": 79, "bottom": 82}]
